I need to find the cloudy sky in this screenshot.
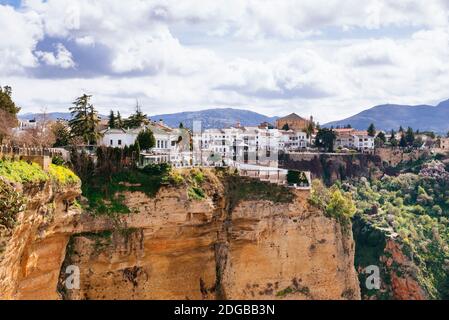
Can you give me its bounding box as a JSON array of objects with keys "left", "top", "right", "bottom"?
[{"left": 1, "top": 0, "right": 449, "bottom": 123}]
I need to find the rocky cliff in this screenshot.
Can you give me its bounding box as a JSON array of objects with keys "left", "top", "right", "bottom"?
[{"left": 0, "top": 168, "right": 361, "bottom": 300}]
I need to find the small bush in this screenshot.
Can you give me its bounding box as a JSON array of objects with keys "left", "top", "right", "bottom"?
[
  {"left": 0, "top": 160, "right": 48, "bottom": 184},
  {"left": 48, "top": 164, "right": 80, "bottom": 186},
  {"left": 188, "top": 186, "right": 206, "bottom": 200}
]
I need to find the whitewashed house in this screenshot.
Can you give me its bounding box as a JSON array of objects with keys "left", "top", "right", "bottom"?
[
  {"left": 100, "top": 121, "right": 192, "bottom": 167},
  {"left": 100, "top": 128, "right": 140, "bottom": 148},
  {"left": 194, "top": 125, "right": 281, "bottom": 166},
  {"left": 334, "top": 128, "right": 375, "bottom": 152}
]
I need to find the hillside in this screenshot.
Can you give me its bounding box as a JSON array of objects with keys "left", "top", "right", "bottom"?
[
  {"left": 325, "top": 99, "right": 449, "bottom": 133},
  {"left": 19, "top": 108, "right": 277, "bottom": 129},
  {"left": 150, "top": 108, "right": 278, "bottom": 129}
]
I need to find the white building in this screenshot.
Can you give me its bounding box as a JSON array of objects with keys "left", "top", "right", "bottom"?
[
  {"left": 334, "top": 128, "right": 375, "bottom": 152},
  {"left": 194, "top": 125, "right": 303, "bottom": 167},
  {"left": 100, "top": 121, "right": 192, "bottom": 167},
  {"left": 279, "top": 130, "right": 308, "bottom": 151}
]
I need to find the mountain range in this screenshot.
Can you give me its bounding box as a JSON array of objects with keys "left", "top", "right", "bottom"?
[
  {"left": 325, "top": 99, "right": 449, "bottom": 133},
  {"left": 18, "top": 98, "right": 449, "bottom": 133},
  {"left": 150, "top": 108, "right": 278, "bottom": 129}
]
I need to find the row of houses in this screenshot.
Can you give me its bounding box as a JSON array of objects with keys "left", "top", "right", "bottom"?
[
  {"left": 99, "top": 113, "right": 380, "bottom": 167},
  {"left": 333, "top": 128, "right": 375, "bottom": 152}
]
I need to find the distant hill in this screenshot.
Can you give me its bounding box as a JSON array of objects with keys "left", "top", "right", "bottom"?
[
  {"left": 19, "top": 112, "right": 107, "bottom": 121},
  {"left": 18, "top": 108, "right": 278, "bottom": 129},
  {"left": 150, "top": 108, "right": 278, "bottom": 129},
  {"left": 19, "top": 112, "right": 72, "bottom": 121},
  {"left": 325, "top": 99, "right": 449, "bottom": 133}
]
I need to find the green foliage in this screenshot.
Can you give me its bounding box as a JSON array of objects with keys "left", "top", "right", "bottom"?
[
  {"left": 108, "top": 110, "right": 117, "bottom": 129},
  {"left": 287, "top": 170, "right": 309, "bottom": 185},
  {"left": 367, "top": 123, "right": 376, "bottom": 137},
  {"left": 48, "top": 164, "right": 80, "bottom": 186},
  {"left": 51, "top": 121, "right": 71, "bottom": 147},
  {"left": 282, "top": 123, "right": 290, "bottom": 131},
  {"left": 0, "top": 179, "right": 26, "bottom": 230},
  {"left": 82, "top": 164, "right": 171, "bottom": 216},
  {"left": 350, "top": 166, "right": 449, "bottom": 299},
  {"left": 188, "top": 186, "right": 206, "bottom": 200},
  {"left": 0, "top": 160, "right": 48, "bottom": 184},
  {"left": 137, "top": 128, "right": 156, "bottom": 151},
  {"left": 0, "top": 86, "right": 20, "bottom": 115},
  {"left": 315, "top": 128, "right": 336, "bottom": 152},
  {"left": 309, "top": 179, "right": 355, "bottom": 231},
  {"left": 224, "top": 172, "right": 294, "bottom": 211},
  {"left": 52, "top": 155, "right": 65, "bottom": 166},
  {"left": 123, "top": 105, "right": 148, "bottom": 129},
  {"left": 69, "top": 94, "right": 101, "bottom": 145}
]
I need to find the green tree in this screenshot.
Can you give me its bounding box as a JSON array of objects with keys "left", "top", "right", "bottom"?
[
  {"left": 367, "top": 123, "right": 376, "bottom": 137},
  {"left": 389, "top": 130, "right": 398, "bottom": 147},
  {"left": 377, "top": 131, "right": 386, "bottom": 143},
  {"left": 326, "top": 189, "right": 356, "bottom": 221},
  {"left": 399, "top": 133, "right": 407, "bottom": 148},
  {"left": 51, "top": 121, "right": 71, "bottom": 147},
  {"left": 116, "top": 111, "right": 123, "bottom": 129},
  {"left": 0, "top": 86, "right": 20, "bottom": 115},
  {"left": 137, "top": 128, "right": 156, "bottom": 151},
  {"left": 282, "top": 123, "right": 290, "bottom": 131},
  {"left": 69, "top": 94, "right": 101, "bottom": 145},
  {"left": 179, "top": 122, "right": 184, "bottom": 129},
  {"left": 405, "top": 127, "right": 415, "bottom": 146},
  {"left": 108, "top": 110, "right": 116, "bottom": 129},
  {"left": 0, "top": 86, "right": 20, "bottom": 142},
  {"left": 306, "top": 121, "right": 315, "bottom": 145},
  {"left": 375, "top": 131, "right": 386, "bottom": 147},
  {"left": 315, "top": 128, "right": 336, "bottom": 152},
  {"left": 124, "top": 104, "right": 149, "bottom": 129}
]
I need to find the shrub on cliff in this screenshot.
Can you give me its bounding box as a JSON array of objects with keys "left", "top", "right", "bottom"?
[
  {"left": 309, "top": 179, "right": 356, "bottom": 230},
  {"left": 0, "top": 160, "right": 48, "bottom": 184},
  {"left": 48, "top": 164, "right": 81, "bottom": 187},
  {"left": 0, "top": 179, "right": 26, "bottom": 230}
]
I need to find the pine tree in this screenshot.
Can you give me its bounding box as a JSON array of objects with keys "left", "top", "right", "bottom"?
[
  {"left": 367, "top": 123, "right": 376, "bottom": 137},
  {"left": 51, "top": 121, "right": 71, "bottom": 147},
  {"left": 179, "top": 122, "right": 184, "bottom": 129},
  {"left": 69, "top": 94, "right": 101, "bottom": 145},
  {"left": 405, "top": 127, "right": 415, "bottom": 146},
  {"left": 399, "top": 133, "right": 407, "bottom": 148},
  {"left": 108, "top": 110, "right": 116, "bottom": 129},
  {"left": 124, "top": 103, "right": 149, "bottom": 129},
  {"left": 0, "top": 86, "right": 20, "bottom": 115},
  {"left": 116, "top": 111, "right": 123, "bottom": 128},
  {"left": 389, "top": 130, "right": 398, "bottom": 147}
]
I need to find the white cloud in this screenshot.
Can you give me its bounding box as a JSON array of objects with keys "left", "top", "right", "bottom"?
[
  {"left": 0, "top": 5, "right": 43, "bottom": 75},
  {"left": 1, "top": 0, "right": 449, "bottom": 123},
  {"left": 35, "top": 43, "right": 76, "bottom": 69}
]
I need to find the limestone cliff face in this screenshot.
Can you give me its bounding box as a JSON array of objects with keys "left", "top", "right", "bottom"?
[
  {"left": 0, "top": 172, "right": 361, "bottom": 300},
  {"left": 0, "top": 181, "right": 81, "bottom": 300}
]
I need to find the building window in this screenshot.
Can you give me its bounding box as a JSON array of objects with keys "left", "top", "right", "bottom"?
[
  {"left": 110, "top": 140, "right": 113, "bottom": 146},
  {"left": 118, "top": 140, "right": 122, "bottom": 146}
]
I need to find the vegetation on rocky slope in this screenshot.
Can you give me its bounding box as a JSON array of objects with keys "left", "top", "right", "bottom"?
[
  {"left": 309, "top": 179, "right": 356, "bottom": 233},
  {"left": 0, "top": 159, "right": 48, "bottom": 184},
  {"left": 348, "top": 160, "right": 449, "bottom": 299}
]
